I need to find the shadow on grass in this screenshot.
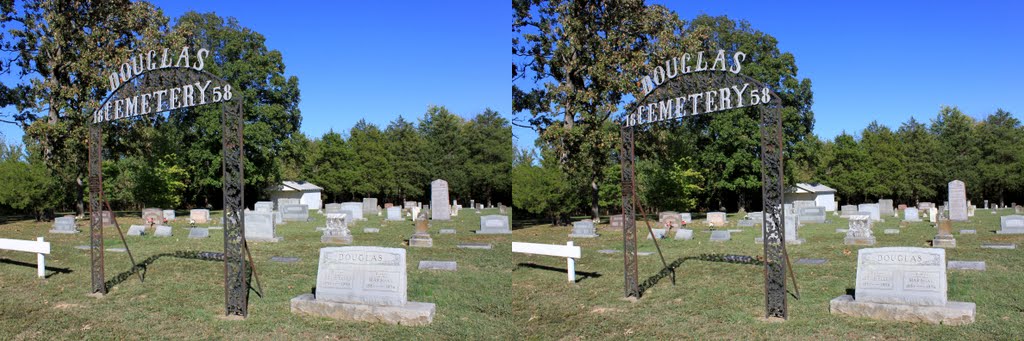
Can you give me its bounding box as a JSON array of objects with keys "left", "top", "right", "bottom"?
[
  {"left": 0, "top": 257, "right": 74, "bottom": 278},
  {"left": 514, "top": 262, "right": 602, "bottom": 283},
  {"left": 638, "top": 254, "right": 766, "bottom": 297},
  {"left": 104, "top": 250, "right": 230, "bottom": 291}
]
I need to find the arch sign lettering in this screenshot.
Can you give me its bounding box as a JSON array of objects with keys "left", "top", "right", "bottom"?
[
  {"left": 618, "top": 49, "right": 796, "bottom": 319},
  {"left": 88, "top": 46, "right": 252, "bottom": 317}
]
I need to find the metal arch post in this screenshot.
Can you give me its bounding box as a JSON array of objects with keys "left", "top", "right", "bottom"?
[
  {"left": 222, "top": 99, "right": 248, "bottom": 317},
  {"left": 759, "top": 102, "right": 788, "bottom": 319},
  {"left": 88, "top": 124, "right": 106, "bottom": 294},
  {"left": 619, "top": 125, "right": 639, "bottom": 297}
]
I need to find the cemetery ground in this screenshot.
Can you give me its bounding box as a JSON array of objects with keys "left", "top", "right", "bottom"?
[
  {"left": 0, "top": 209, "right": 510, "bottom": 339},
  {"left": 513, "top": 210, "right": 1024, "bottom": 339}
]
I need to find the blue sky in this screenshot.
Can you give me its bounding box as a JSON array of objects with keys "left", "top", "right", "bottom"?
[
  {"left": 514, "top": 1, "right": 1024, "bottom": 151},
  {"left": 1, "top": 1, "right": 508, "bottom": 144}
]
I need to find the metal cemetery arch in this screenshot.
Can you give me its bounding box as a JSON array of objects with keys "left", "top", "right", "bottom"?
[
  {"left": 88, "top": 66, "right": 251, "bottom": 317},
  {"left": 619, "top": 68, "right": 795, "bottom": 319}
]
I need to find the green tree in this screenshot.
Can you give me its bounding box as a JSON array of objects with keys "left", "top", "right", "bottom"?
[
  {"left": 930, "top": 106, "right": 979, "bottom": 196},
  {"left": 860, "top": 121, "right": 904, "bottom": 200},
  {"left": 464, "top": 109, "right": 512, "bottom": 206},
  {"left": 419, "top": 106, "right": 469, "bottom": 198},
  {"left": 384, "top": 116, "right": 427, "bottom": 202},
  {"left": 821, "top": 133, "right": 869, "bottom": 204},
  {"left": 0, "top": 142, "right": 56, "bottom": 219},
  {"left": 310, "top": 130, "right": 357, "bottom": 203},
  {"left": 512, "top": 147, "right": 575, "bottom": 225},
  {"left": 974, "top": 109, "right": 1023, "bottom": 206},
  {"left": 895, "top": 117, "right": 942, "bottom": 203},
  {"left": 349, "top": 120, "right": 390, "bottom": 199}
]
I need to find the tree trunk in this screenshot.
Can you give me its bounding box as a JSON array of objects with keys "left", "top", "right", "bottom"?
[
  {"left": 591, "top": 179, "right": 600, "bottom": 223},
  {"left": 75, "top": 175, "right": 85, "bottom": 216}
]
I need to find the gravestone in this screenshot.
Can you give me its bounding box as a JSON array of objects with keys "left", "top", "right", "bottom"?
[
  {"left": 127, "top": 225, "right": 145, "bottom": 236},
  {"left": 646, "top": 228, "right": 667, "bottom": 239},
  {"left": 188, "top": 228, "right": 209, "bottom": 239},
  {"left": 948, "top": 180, "right": 968, "bottom": 221},
  {"left": 858, "top": 204, "right": 881, "bottom": 222},
  {"left": 679, "top": 212, "right": 693, "bottom": 224},
  {"left": 404, "top": 201, "right": 418, "bottom": 210},
  {"left": 568, "top": 220, "right": 598, "bottom": 238},
  {"left": 418, "top": 261, "right": 457, "bottom": 271},
  {"left": 928, "top": 207, "right": 938, "bottom": 223},
  {"left": 245, "top": 211, "right": 281, "bottom": 242},
  {"left": 50, "top": 217, "right": 79, "bottom": 234},
  {"left": 162, "top": 210, "right": 176, "bottom": 221},
  {"left": 674, "top": 228, "right": 693, "bottom": 240},
  {"left": 933, "top": 219, "right": 956, "bottom": 248},
  {"left": 409, "top": 212, "right": 432, "bottom": 247},
  {"left": 409, "top": 207, "right": 421, "bottom": 220},
  {"left": 737, "top": 220, "right": 755, "bottom": 227},
  {"left": 967, "top": 205, "right": 975, "bottom": 217},
  {"left": 270, "top": 256, "right": 300, "bottom": 263},
  {"left": 884, "top": 229, "right": 900, "bottom": 235},
  {"left": 660, "top": 214, "right": 682, "bottom": 228},
  {"left": 796, "top": 258, "right": 828, "bottom": 265},
  {"left": 947, "top": 261, "right": 985, "bottom": 271},
  {"left": 387, "top": 207, "right": 403, "bottom": 221},
  {"left": 190, "top": 209, "right": 210, "bottom": 224},
  {"left": 878, "top": 199, "right": 894, "bottom": 217},
  {"left": 340, "top": 202, "right": 364, "bottom": 220},
  {"left": 363, "top": 228, "right": 380, "bottom": 233},
  {"left": 322, "top": 213, "right": 353, "bottom": 244},
  {"left": 362, "top": 198, "right": 379, "bottom": 215},
  {"left": 793, "top": 200, "right": 816, "bottom": 212},
  {"left": 709, "top": 230, "right": 731, "bottom": 242},
  {"left": 959, "top": 229, "right": 976, "bottom": 235},
  {"left": 255, "top": 201, "right": 274, "bottom": 213},
  {"left": 438, "top": 229, "right": 455, "bottom": 234},
  {"left": 609, "top": 214, "right": 624, "bottom": 229},
  {"left": 983, "top": 200, "right": 988, "bottom": 209},
  {"left": 100, "top": 210, "right": 114, "bottom": 227},
  {"left": 658, "top": 211, "right": 679, "bottom": 222},
  {"left": 756, "top": 215, "right": 802, "bottom": 245},
  {"left": 897, "top": 204, "right": 907, "bottom": 210},
  {"left": 457, "top": 243, "right": 492, "bottom": 250},
  {"left": 798, "top": 207, "right": 826, "bottom": 224},
  {"left": 845, "top": 214, "right": 875, "bottom": 245},
  {"left": 917, "top": 202, "right": 934, "bottom": 211},
  {"left": 324, "top": 203, "right": 344, "bottom": 214},
  {"left": 1016, "top": 205, "right": 1024, "bottom": 214},
  {"left": 154, "top": 225, "right": 172, "bottom": 237},
  {"left": 840, "top": 205, "right": 858, "bottom": 217},
  {"left": 142, "top": 208, "right": 163, "bottom": 223},
  {"left": 278, "top": 198, "right": 301, "bottom": 206},
  {"left": 706, "top": 212, "right": 727, "bottom": 227},
  {"left": 903, "top": 208, "right": 921, "bottom": 222},
  {"left": 430, "top": 179, "right": 451, "bottom": 220},
  {"left": 981, "top": 243, "right": 1016, "bottom": 249},
  {"left": 476, "top": 215, "right": 511, "bottom": 234},
  {"left": 744, "top": 211, "right": 763, "bottom": 223},
  {"left": 997, "top": 215, "right": 1024, "bottom": 234},
  {"left": 281, "top": 204, "right": 310, "bottom": 222},
  {"left": 829, "top": 247, "right": 975, "bottom": 325},
  {"left": 290, "top": 247, "right": 435, "bottom": 325}
]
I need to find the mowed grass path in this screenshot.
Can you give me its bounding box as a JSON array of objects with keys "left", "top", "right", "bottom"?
[
  {"left": 513, "top": 209, "right": 1024, "bottom": 339},
  {"left": 0, "top": 208, "right": 511, "bottom": 340}
]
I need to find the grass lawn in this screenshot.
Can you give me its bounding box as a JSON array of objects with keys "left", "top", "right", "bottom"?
[
  {"left": 0, "top": 208, "right": 511, "bottom": 340},
  {"left": 513, "top": 209, "right": 1024, "bottom": 339}
]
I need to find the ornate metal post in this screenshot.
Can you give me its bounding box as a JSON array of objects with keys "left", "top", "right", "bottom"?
[
  {"left": 88, "top": 123, "right": 105, "bottom": 294},
  {"left": 619, "top": 125, "right": 639, "bottom": 297},
  {"left": 759, "top": 100, "right": 787, "bottom": 319},
  {"left": 222, "top": 100, "right": 247, "bottom": 316}
]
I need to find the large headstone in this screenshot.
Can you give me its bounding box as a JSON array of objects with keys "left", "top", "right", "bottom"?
[
  {"left": 903, "top": 208, "right": 921, "bottom": 222},
  {"left": 142, "top": 208, "right": 163, "bottom": 223},
  {"left": 476, "top": 215, "right": 511, "bottom": 234},
  {"left": 50, "top": 217, "right": 79, "bottom": 234},
  {"left": 840, "top": 205, "right": 858, "bottom": 217},
  {"left": 386, "top": 207, "right": 403, "bottom": 221},
  {"left": 659, "top": 214, "right": 682, "bottom": 228},
  {"left": 362, "top": 198, "right": 379, "bottom": 215},
  {"left": 798, "top": 206, "right": 826, "bottom": 224},
  {"left": 340, "top": 202, "right": 364, "bottom": 221},
  {"left": 829, "top": 247, "right": 975, "bottom": 325},
  {"left": 245, "top": 211, "right": 281, "bottom": 242},
  {"left": 291, "top": 246, "right": 435, "bottom": 325},
  {"left": 324, "top": 203, "right": 344, "bottom": 214},
  {"left": 858, "top": 204, "right": 881, "bottom": 222},
  {"left": 430, "top": 179, "right": 451, "bottom": 220},
  {"left": 162, "top": 210, "right": 176, "bottom": 221},
  {"left": 190, "top": 209, "right": 210, "bottom": 224},
  {"left": 947, "top": 180, "right": 968, "bottom": 221},
  {"left": 99, "top": 210, "right": 114, "bottom": 227},
  {"left": 255, "top": 201, "right": 274, "bottom": 213},
  {"left": 706, "top": 212, "right": 727, "bottom": 227},
  {"left": 878, "top": 199, "right": 894, "bottom": 217},
  {"left": 845, "top": 214, "right": 875, "bottom": 245},
  {"left": 281, "top": 204, "right": 310, "bottom": 222},
  {"left": 278, "top": 198, "right": 301, "bottom": 206},
  {"left": 997, "top": 215, "right": 1024, "bottom": 234},
  {"left": 568, "top": 220, "right": 598, "bottom": 238},
  {"left": 658, "top": 211, "right": 678, "bottom": 222}
]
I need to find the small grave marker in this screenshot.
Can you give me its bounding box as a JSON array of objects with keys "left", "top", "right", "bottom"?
[{"left": 418, "top": 261, "right": 457, "bottom": 271}]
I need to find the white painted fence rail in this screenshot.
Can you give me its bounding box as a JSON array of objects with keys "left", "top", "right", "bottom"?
[
  {"left": 0, "top": 237, "right": 51, "bottom": 278},
  {"left": 512, "top": 241, "right": 582, "bottom": 282}
]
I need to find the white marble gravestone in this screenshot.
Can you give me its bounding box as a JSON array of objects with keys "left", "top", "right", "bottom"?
[
  {"left": 322, "top": 213, "right": 353, "bottom": 244},
  {"left": 928, "top": 207, "right": 938, "bottom": 223},
  {"left": 646, "top": 228, "right": 667, "bottom": 239},
  {"left": 245, "top": 211, "right": 281, "bottom": 242},
  {"left": 840, "top": 205, "right": 858, "bottom": 217},
  {"left": 50, "top": 217, "right": 79, "bottom": 234},
  {"left": 127, "top": 225, "right": 145, "bottom": 236},
  {"left": 386, "top": 207, "right": 403, "bottom": 221},
  {"left": 674, "top": 228, "right": 693, "bottom": 240},
  {"left": 162, "top": 210, "right": 176, "bottom": 221},
  {"left": 362, "top": 198, "right": 379, "bottom": 215},
  {"left": 997, "top": 215, "right": 1024, "bottom": 234},
  {"left": 878, "top": 199, "right": 894, "bottom": 217},
  {"left": 154, "top": 225, "right": 172, "bottom": 237},
  {"left": 324, "top": 203, "right": 344, "bottom": 214},
  {"left": 255, "top": 201, "right": 274, "bottom": 213},
  {"left": 679, "top": 212, "right": 692, "bottom": 224},
  {"left": 188, "top": 228, "right": 209, "bottom": 239},
  {"left": 568, "top": 220, "right": 598, "bottom": 238},
  {"left": 430, "top": 179, "right": 451, "bottom": 220},
  {"left": 281, "top": 204, "right": 309, "bottom": 222},
  {"left": 845, "top": 214, "right": 875, "bottom": 245},
  {"left": 290, "top": 246, "right": 435, "bottom": 325},
  {"left": 798, "top": 207, "right": 826, "bottom": 224},
  {"left": 476, "top": 215, "right": 511, "bottom": 234},
  {"left": 190, "top": 209, "right": 210, "bottom": 224},
  {"left": 858, "top": 204, "right": 881, "bottom": 222},
  {"left": 706, "top": 212, "right": 727, "bottom": 227},
  {"left": 709, "top": 230, "right": 731, "bottom": 242},
  {"left": 903, "top": 208, "right": 921, "bottom": 222},
  {"left": 829, "top": 247, "right": 975, "bottom": 325},
  {"left": 755, "top": 215, "right": 801, "bottom": 244},
  {"left": 340, "top": 202, "right": 364, "bottom": 221},
  {"left": 948, "top": 180, "right": 968, "bottom": 221}
]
